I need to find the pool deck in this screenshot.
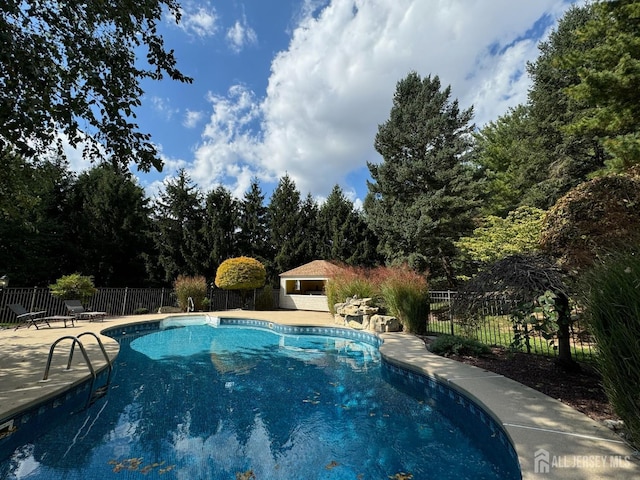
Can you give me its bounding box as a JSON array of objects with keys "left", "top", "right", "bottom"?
[{"left": 1, "top": 309, "right": 638, "bottom": 479}]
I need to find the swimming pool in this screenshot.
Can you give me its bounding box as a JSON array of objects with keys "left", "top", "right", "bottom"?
[{"left": 0, "top": 318, "right": 520, "bottom": 479}]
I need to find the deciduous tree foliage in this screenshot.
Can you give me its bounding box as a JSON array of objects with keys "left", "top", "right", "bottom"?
[
  {"left": 456, "top": 206, "right": 546, "bottom": 265},
  {"left": 0, "top": 0, "right": 191, "bottom": 171},
  {"left": 540, "top": 174, "right": 640, "bottom": 271},
  {"left": 365, "top": 72, "right": 480, "bottom": 286},
  {"left": 456, "top": 253, "right": 577, "bottom": 370}
]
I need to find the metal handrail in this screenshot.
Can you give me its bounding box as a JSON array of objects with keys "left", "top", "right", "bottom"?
[
  {"left": 41, "top": 333, "right": 113, "bottom": 408},
  {"left": 70, "top": 332, "right": 113, "bottom": 386}
]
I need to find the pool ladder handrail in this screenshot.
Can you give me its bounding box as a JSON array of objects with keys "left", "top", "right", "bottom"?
[
  {"left": 42, "top": 332, "right": 114, "bottom": 408},
  {"left": 187, "top": 296, "right": 195, "bottom": 312}
]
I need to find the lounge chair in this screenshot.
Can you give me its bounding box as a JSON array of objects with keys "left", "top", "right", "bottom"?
[
  {"left": 64, "top": 299, "right": 107, "bottom": 321},
  {"left": 8, "top": 304, "right": 75, "bottom": 330}
]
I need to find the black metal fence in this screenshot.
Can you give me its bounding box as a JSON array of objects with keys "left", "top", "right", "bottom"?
[
  {"left": 427, "top": 291, "right": 596, "bottom": 362},
  {"left": 0, "top": 287, "right": 280, "bottom": 327},
  {"left": 1, "top": 286, "right": 595, "bottom": 360}
]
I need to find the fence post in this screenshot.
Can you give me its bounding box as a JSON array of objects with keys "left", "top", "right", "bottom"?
[
  {"left": 448, "top": 290, "right": 455, "bottom": 335},
  {"left": 160, "top": 288, "right": 164, "bottom": 309},
  {"left": 30, "top": 286, "right": 38, "bottom": 312},
  {"left": 122, "top": 287, "right": 128, "bottom": 316}
]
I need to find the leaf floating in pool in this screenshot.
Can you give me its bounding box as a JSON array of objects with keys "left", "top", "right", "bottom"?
[
  {"left": 325, "top": 460, "right": 339, "bottom": 470},
  {"left": 159, "top": 465, "right": 175, "bottom": 474},
  {"left": 108, "top": 457, "right": 144, "bottom": 473},
  {"left": 388, "top": 473, "right": 413, "bottom": 480},
  {"left": 236, "top": 469, "right": 256, "bottom": 479}
]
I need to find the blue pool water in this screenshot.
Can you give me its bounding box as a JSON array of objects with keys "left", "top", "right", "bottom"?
[{"left": 0, "top": 322, "right": 519, "bottom": 479}]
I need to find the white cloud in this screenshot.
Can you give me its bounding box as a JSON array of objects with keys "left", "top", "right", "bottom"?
[
  {"left": 226, "top": 14, "right": 258, "bottom": 53},
  {"left": 150, "top": 96, "right": 180, "bottom": 121},
  {"left": 173, "top": 1, "right": 219, "bottom": 38},
  {"left": 190, "top": 85, "right": 267, "bottom": 198},
  {"left": 183, "top": 110, "right": 204, "bottom": 128},
  {"left": 191, "top": 0, "right": 582, "bottom": 202}
]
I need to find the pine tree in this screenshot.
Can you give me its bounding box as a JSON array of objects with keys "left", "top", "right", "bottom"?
[
  {"left": 267, "top": 174, "right": 303, "bottom": 282},
  {"left": 149, "top": 169, "right": 206, "bottom": 283},
  {"left": 203, "top": 185, "right": 239, "bottom": 278},
  {"left": 318, "top": 185, "right": 380, "bottom": 266},
  {"left": 68, "top": 165, "right": 152, "bottom": 286},
  {"left": 237, "top": 178, "right": 269, "bottom": 261},
  {"left": 365, "top": 72, "right": 480, "bottom": 286}
]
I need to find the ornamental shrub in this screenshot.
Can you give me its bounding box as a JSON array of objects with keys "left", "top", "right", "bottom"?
[
  {"left": 378, "top": 266, "right": 429, "bottom": 335},
  {"left": 326, "top": 265, "right": 429, "bottom": 334},
  {"left": 215, "top": 257, "right": 266, "bottom": 291},
  {"left": 173, "top": 275, "right": 207, "bottom": 312},
  {"left": 49, "top": 273, "right": 97, "bottom": 304},
  {"left": 325, "top": 266, "right": 379, "bottom": 315},
  {"left": 540, "top": 174, "right": 640, "bottom": 271},
  {"left": 430, "top": 334, "right": 491, "bottom": 357},
  {"left": 582, "top": 250, "right": 640, "bottom": 448}
]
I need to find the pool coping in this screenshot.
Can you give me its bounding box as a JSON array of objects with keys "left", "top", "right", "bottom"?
[{"left": 1, "top": 310, "right": 639, "bottom": 479}]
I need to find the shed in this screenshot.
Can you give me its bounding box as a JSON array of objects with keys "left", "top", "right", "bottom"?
[{"left": 279, "top": 260, "right": 342, "bottom": 311}]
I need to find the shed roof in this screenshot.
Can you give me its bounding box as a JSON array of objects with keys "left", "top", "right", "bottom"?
[{"left": 279, "top": 260, "right": 342, "bottom": 278}]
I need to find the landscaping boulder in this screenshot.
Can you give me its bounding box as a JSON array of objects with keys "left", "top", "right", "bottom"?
[{"left": 371, "top": 314, "right": 401, "bottom": 333}]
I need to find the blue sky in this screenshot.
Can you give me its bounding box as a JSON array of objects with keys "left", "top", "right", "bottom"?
[{"left": 65, "top": 0, "right": 584, "bottom": 206}]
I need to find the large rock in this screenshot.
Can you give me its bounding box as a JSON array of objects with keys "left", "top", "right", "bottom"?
[{"left": 371, "top": 314, "right": 401, "bottom": 333}]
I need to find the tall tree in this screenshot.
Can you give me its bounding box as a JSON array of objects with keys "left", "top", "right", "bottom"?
[
  {"left": 526, "top": 3, "right": 606, "bottom": 199},
  {"left": 0, "top": 150, "right": 74, "bottom": 285},
  {"left": 149, "top": 169, "right": 206, "bottom": 283},
  {"left": 203, "top": 185, "right": 239, "bottom": 277},
  {"left": 0, "top": 0, "right": 192, "bottom": 171},
  {"left": 237, "top": 178, "right": 269, "bottom": 262},
  {"left": 267, "top": 174, "right": 303, "bottom": 283},
  {"left": 365, "top": 73, "right": 480, "bottom": 286},
  {"left": 67, "top": 165, "right": 153, "bottom": 286},
  {"left": 561, "top": 0, "right": 640, "bottom": 171},
  {"left": 296, "top": 193, "right": 321, "bottom": 265},
  {"left": 318, "top": 185, "right": 380, "bottom": 266},
  {"left": 473, "top": 106, "right": 548, "bottom": 215}
]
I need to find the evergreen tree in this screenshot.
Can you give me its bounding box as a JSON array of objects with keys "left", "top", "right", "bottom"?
[
  {"left": 0, "top": 150, "right": 75, "bottom": 285},
  {"left": 149, "top": 169, "right": 206, "bottom": 283},
  {"left": 473, "top": 106, "right": 546, "bottom": 215},
  {"left": 318, "top": 185, "right": 381, "bottom": 266},
  {"left": 203, "top": 185, "right": 240, "bottom": 277},
  {"left": 561, "top": 0, "right": 640, "bottom": 171},
  {"left": 365, "top": 72, "right": 480, "bottom": 286},
  {"left": 68, "top": 165, "right": 152, "bottom": 286},
  {"left": 267, "top": 174, "right": 303, "bottom": 283},
  {"left": 526, "top": 3, "right": 606, "bottom": 200},
  {"left": 296, "top": 193, "right": 321, "bottom": 265},
  {"left": 237, "top": 178, "right": 269, "bottom": 262}
]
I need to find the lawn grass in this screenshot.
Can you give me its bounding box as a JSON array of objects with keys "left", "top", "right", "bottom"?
[{"left": 427, "top": 304, "right": 596, "bottom": 362}]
